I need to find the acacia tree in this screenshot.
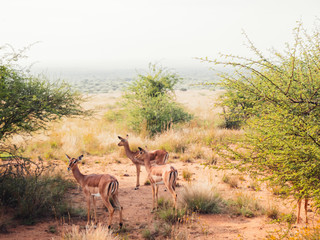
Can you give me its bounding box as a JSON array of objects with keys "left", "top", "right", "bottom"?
[
  {"left": 122, "top": 64, "right": 193, "bottom": 136},
  {"left": 203, "top": 22, "right": 320, "bottom": 203},
  {"left": 0, "top": 46, "right": 86, "bottom": 147}
]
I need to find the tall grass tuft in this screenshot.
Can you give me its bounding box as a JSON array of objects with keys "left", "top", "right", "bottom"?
[
  {"left": 63, "top": 224, "right": 117, "bottom": 240},
  {"left": 180, "top": 183, "right": 226, "bottom": 214},
  {"left": 156, "top": 198, "right": 186, "bottom": 224},
  {"left": 228, "top": 193, "right": 265, "bottom": 218}
]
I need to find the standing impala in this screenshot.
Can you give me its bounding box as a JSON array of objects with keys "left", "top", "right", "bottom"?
[
  {"left": 66, "top": 154, "right": 123, "bottom": 229},
  {"left": 117, "top": 135, "right": 169, "bottom": 190},
  {"left": 136, "top": 147, "right": 178, "bottom": 211}
]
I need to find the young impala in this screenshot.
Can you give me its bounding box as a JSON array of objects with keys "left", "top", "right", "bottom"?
[
  {"left": 136, "top": 147, "right": 178, "bottom": 211},
  {"left": 117, "top": 135, "right": 168, "bottom": 190},
  {"left": 66, "top": 154, "right": 123, "bottom": 229}
]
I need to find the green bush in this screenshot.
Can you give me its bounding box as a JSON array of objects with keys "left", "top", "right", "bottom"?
[
  {"left": 203, "top": 21, "right": 320, "bottom": 205},
  {"left": 122, "top": 64, "right": 193, "bottom": 136}
]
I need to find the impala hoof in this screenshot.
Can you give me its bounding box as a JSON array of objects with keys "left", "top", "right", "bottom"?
[
  {"left": 134, "top": 187, "right": 139, "bottom": 190},
  {"left": 108, "top": 225, "right": 111, "bottom": 229},
  {"left": 119, "top": 223, "right": 123, "bottom": 229}
]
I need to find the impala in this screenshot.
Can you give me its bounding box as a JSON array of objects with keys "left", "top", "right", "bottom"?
[
  {"left": 136, "top": 147, "right": 178, "bottom": 211},
  {"left": 66, "top": 154, "right": 123, "bottom": 229},
  {"left": 117, "top": 135, "right": 168, "bottom": 190}
]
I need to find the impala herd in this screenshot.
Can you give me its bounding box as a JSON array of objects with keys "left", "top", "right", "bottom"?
[
  {"left": 66, "top": 135, "right": 309, "bottom": 230},
  {"left": 66, "top": 135, "right": 177, "bottom": 229}
]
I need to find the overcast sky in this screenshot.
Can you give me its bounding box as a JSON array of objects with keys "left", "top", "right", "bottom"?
[{"left": 1, "top": 0, "right": 319, "bottom": 72}]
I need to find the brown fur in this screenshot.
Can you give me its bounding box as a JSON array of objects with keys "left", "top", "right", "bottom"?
[
  {"left": 136, "top": 147, "right": 177, "bottom": 211},
  {"left": 67, "top": 154, "right": 123, "bottom": 228},
  {"left": 118, "top": 135, "right": 168, "bottom": 189}
]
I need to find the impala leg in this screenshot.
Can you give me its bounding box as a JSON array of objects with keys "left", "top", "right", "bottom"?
[
  {"left": 101, "top": 197, "right": 114, "bottom": 229},
  {"left": 86, "top": 195, "right": 91, "bottom": 225},
  {"left": 297, "top": 199, "right": 302, "bottom": 224},
  {"left": 92, "top": 196, "right": 97, "bottom": 224},
  {"left": 305, "top": 198, "right": 309, "bottom": 224},
  {"left": 155, "top": 185, "right": 159, "bottom": 209},
  {"left": 151, "top": 183, "right": 156, "bottom": 212},
  {"left": 166, "top": 184, "right": 177, "bottom": 210},
  {"left": 112, "top": 193, "right": 123, "bottom": 228},
  {"left": 135, "top": 164, "right": 141, "bottom": 190},
  {"left": 164, "top": 173, "right": 178, "bottom": 210}
]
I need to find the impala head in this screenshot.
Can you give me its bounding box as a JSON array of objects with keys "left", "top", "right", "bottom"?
[
  {"left": 117, "top": 135, "right": 129, "bottom": 146},
  {"left": 66, "top": 154, "right": 84, "bottom": 171},
  {"left": 137, "top": 147, "right": 148, "bottom": 160}
]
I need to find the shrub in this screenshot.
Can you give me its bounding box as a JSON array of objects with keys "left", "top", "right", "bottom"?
[
  {"left": 122, "top": 64, "right": 193, "bottom": 136},
  {"left": 0, "top": 155, "right": 75, "bottom": 224}
]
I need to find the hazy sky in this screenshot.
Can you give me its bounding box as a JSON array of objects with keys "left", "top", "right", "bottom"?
[{"left": 1, "top": 0, "right": 319, "bottom": 72}]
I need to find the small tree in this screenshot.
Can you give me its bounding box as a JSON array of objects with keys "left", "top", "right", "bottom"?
[
  {"left": 202, "top": 22, "right": 320, "bottom": 204},
  {"left": 0, "top": 46, "right": 87, "bottom": 146},
  {"left": 122, "top": 64, "right": 192, "bottom": 136}
]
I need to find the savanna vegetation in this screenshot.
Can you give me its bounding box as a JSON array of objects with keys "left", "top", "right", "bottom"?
[
  {"left": 0, "top": 45, "right": 87, "bottom": 228},
  {"left": 203, "top": 22, "right": 320, "bottom": 207},
  {"left": 1, "top": 21, "right": 320, "bottom": 239}
]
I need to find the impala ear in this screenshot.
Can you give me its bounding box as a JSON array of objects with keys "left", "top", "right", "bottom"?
[
  {"left": 118, "top": 136, "right": 122, "bottom": 140},
  {"left": 65, "top": 154, "right": 71, "bottom": 160},
  {"left": 126, "top": 134, "right": 129, "bottom": 139},
  {"left": 138, "top": 147, "right": 143, "bottom": 151}
]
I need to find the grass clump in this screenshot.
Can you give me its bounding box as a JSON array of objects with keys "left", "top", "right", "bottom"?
[
  {"left": 222, "top": 174, "right": 238, "bottom": 188},
  {"left": 63, "top": 224, "right": 116, "bottom": 240},
  {"left": 182, "top": 169, "right": 192, "bottom": 182},
  {"left": 228, "top": 193, "right": 264, "bottom": 218},
  {"left": 156, "top": 198, "right": 186, "bottom": 224},
  {"left": 180, "top": 184, "right": 226, "bottom": 214}
]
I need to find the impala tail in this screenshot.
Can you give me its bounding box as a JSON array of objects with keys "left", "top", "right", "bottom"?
[
  {"left": 107, "top": 179, "right": 119, "bottom": 196},
  {"left": 169, "top": 166, "right": 178, "bottom": 191},
  {"left": 164, "top": 152, "right": 169, "bottom": 164}
]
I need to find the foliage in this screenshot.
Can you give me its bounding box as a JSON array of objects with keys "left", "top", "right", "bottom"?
[
  {"left": 122, "top": 64, "right": 193, "bottom": 136},
  {"left": 202, "top": 22, "right": 320, "bottom": 204},
  {"left": 0, "top": 45, "right": 87, "bottom": 143},
  {"left": 0, "top": 155, "right": 75, "bottom": 224}
]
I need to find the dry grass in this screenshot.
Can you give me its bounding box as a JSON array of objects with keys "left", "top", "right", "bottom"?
[
  {"left": 62, "top": 224, "right": 117, "bottom": 240},
  {"left": 19, "top": 91, "right": 243, "bottom": 166}
]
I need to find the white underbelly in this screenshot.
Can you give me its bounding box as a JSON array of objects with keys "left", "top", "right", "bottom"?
[
  {"left": 88, "top": 186, "right": 100, "bottom": 197},
  {"left": 151, "top": 175, "right": 164, "bottom": 184}
]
